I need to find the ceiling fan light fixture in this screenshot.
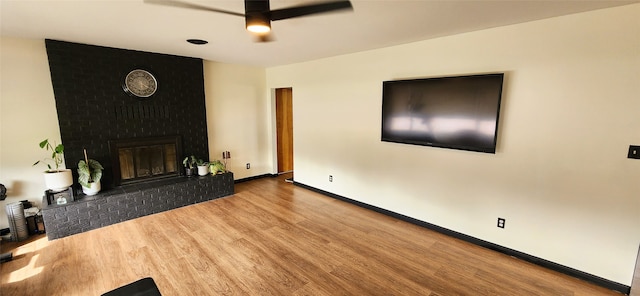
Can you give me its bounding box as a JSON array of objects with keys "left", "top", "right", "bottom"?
[
  {"left": 246, "top": 14, "right": 271, "bottom": 34},
  {"left": 145, "top": 0, "right": 353, "bottom": 42},
  {"left": 247, "top": 24, "right": 271, "bottom": 34}
]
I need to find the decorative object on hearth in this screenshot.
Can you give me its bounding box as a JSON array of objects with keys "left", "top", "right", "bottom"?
[
  {"left": 33, "top": 139, "right": 73, "bottom": 191},
  {"left": 182, "top": 155, "right": 197, "bottom": 177},
  {"left": 145, "top": 0, "right": 353, "bottom": 43},
  {"left": 123, "top": 69, "right": 158, "bottom": 98},
  {"left": 222, "top": 150, "right": 230, "bottom": 170},
  {"left": 77, "top": 149, "right": 104, "bottom": 196},
  {"left": 196, "top": 158, "right": 209, "bottom": 176},
  {"left": 209, "top": 159, "right": 226, "bottom": 175},
  {"left": 44, "top": 187, "right": 75, "bottom": 205}
]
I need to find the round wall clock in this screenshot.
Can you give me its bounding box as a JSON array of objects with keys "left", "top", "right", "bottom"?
[{"left": 123, "top": 69, "right": 158, "bottom": 98}]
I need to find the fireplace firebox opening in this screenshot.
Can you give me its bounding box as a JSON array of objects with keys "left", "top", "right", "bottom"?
[{"left": 109, "top": 136, "right": 183, "bottom": 186}]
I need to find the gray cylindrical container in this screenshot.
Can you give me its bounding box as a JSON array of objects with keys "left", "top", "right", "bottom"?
[{"left": 6, "top": 202, "right": 29, "bottom": 241}]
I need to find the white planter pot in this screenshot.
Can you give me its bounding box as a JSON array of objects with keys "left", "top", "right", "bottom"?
[
  {"left": 82, "top": 181, "right": 101, "bottom": 196},
  {"left": 197, "top": 165, "right": 209, "bottom": 176},
  {"left": 43, "top": 169, "right": 73, "bottom": 192}
]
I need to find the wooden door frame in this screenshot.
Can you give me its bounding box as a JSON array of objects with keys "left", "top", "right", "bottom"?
[
  {"left": 275, "top": 88, "right": 293, "bottom": 174},
  {"left": 270, "top": 87, "right": 294, "bottom": 175}
]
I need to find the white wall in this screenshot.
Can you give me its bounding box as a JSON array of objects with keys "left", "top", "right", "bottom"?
[
  {"left": 266, "top": 4, "right": 640, "bottom": 285},
  {"left": 203, "top": 61, "right": 271, "bottom": 179},
  {"left": 0, "top": 37, "right": 62, "bottom": 229}
]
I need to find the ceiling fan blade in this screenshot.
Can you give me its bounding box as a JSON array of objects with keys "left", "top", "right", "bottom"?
[
  {"left": 144, "top": 0, "right": 245, "bottom": 17},
  {"left": 270, "top": 1, "right": 352, "bottom": 21}
]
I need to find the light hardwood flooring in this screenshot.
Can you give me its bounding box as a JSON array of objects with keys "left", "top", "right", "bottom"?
[{"left": 1, "top": 174, "right": 622, "bottom": 295}]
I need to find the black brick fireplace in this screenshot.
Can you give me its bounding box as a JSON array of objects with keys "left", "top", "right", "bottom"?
[
  {"left": 45, "top": 39, "right": 209, "bottom": 189},
  {"left": 41, "top": 40, "right": 234, "bottom": 240}
]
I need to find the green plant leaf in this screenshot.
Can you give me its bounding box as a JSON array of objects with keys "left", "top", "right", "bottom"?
[
  {"left": 183, "top": 157, "right": 189, "bottom": 167},
  {"left": 77, "top": 159, "right": 103, "bottom": 188},
  {"left": 35, "top": 138, "right": 64, "bottom": 171}
]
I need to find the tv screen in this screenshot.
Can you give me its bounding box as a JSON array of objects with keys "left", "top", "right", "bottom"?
[{"left": 381, "top": 73, "right": 504, "bottom": 153}]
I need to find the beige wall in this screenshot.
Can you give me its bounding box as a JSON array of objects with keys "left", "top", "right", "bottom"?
[
  {"left": 203, "top": 61, "right": 271, "bottom": 179},
  {"left": 0, "top": 37, "right": 62, "bottom": 229},
  {"left": 266, "top": 4, "right": 640, "bottom": 285}
]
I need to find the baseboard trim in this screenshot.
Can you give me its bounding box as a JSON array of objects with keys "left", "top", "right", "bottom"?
[
  {"left": 234, "top": 174, "right": 277, "bottom": 183},
  {"left": 293, "top": 181, "right": 630, "bottom": 295}
]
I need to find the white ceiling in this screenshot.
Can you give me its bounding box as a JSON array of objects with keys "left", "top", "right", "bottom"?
[{"left": 1, "top": 0, "right": 637, "bottom": 67}]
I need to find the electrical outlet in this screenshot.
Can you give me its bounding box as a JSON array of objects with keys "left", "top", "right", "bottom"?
[
  {"left": 497, "top": 218, "right": 505, "bottom": 228},
  {"left": 629, "top": 145, "right": 640, "bottom": 159},
  {"left": 329, "top": 175, "right": 333, "bottom": 182},
  {"left": 246, "top": 163, "right": 250, "bottom": 169}
]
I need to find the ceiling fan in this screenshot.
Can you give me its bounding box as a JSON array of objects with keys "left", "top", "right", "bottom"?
[{"left": 145, "top": 0, "right": 353, "bottom": 42}]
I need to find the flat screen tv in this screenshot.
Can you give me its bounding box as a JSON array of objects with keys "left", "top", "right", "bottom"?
[{"left": 381, "top": 73, "right": 504, "bottom": 153}]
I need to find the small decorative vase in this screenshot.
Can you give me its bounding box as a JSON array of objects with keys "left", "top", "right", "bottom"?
[
  {"left": 82, "top": 181, "right": 101, "bottom": 196},
  {"left": 185, "top": 167, "right": 194, "bottom": 177},
  {"left": 56, "top": 196, "right": 67, "bottom": 205}
]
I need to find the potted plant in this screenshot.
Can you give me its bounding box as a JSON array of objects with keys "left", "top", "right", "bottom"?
[
  {"left": 33, "top": 139, "right": 73, "bottom": 192},
  {"left": 77, "top": 149, "right": 103, "bottom": 196},
  {"left": 196, "top": 158, "right": 209, "bottom": 176},
  {"left": 208, "top": 159, "right": 226, "bottom": 175},
  {"left": 182, "top": 155, "right": 197, "bottom": 177}
]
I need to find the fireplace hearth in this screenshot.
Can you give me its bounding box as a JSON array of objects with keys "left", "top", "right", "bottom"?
[
  {"left": 109, "top": 136, "right": 183, "bottom": 186},
  {"left": 41, "top": 172, "right": 235, "bottom": 240}
]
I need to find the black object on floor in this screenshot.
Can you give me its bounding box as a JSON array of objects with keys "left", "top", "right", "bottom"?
[
  {"left": 102, "top": 277, "right": 161, "bottom": 296},
  {"left": 0, "top": 252, "right": 12, "bottom": 263}
]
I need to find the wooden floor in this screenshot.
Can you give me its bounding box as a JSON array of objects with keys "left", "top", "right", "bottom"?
[{"left": 0, "top": 174, "right": 622, "bottom": 295}]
